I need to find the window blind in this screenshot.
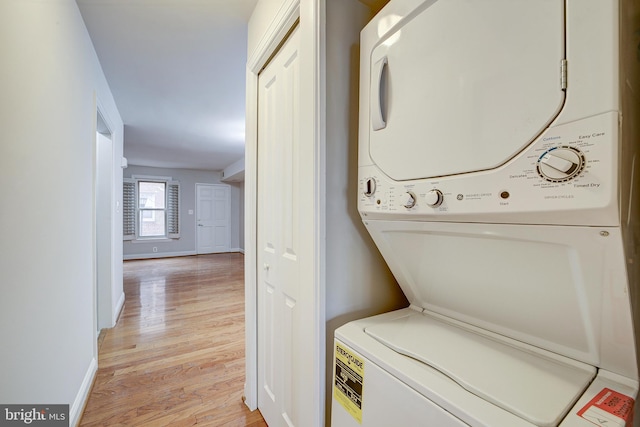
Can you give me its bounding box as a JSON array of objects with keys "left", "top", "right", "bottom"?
[
  {"left": 167, "top": 181, "right": 180, "bottom": 238},
  {"left": 123, "top": 178, "right": 180, "bottom": 240},
  {"left": 123, "top": 179, "right": 136, "bottom": 240}
]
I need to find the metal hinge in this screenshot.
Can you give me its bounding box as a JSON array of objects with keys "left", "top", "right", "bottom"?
[{"left": 561, "top": 59, "right": 568, "bottom": 90}]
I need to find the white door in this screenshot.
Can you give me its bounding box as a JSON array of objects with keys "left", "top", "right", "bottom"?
[
  {"left": 196, "top": 184, "right": 230, "bottom": 254},
  {"left": 257, "top": 25, "right": 302, "bottom": 427}
]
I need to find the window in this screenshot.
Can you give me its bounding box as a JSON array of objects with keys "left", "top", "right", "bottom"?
[
  {"left": 123, "top": 177, "right": 180, "bottom": 240},
  {"left": 139, "top": 181, "right": 165, "bottom": 237}
]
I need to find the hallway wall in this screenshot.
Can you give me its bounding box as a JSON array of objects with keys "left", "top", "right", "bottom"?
[{"left": 0, "top": 0, "right": 124, "bottom": 423}]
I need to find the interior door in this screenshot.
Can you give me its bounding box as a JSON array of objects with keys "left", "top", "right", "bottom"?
[
  {"left": 257, "top": 25, "right": 301, "bottom": 427},
  {"left": 196, "top": 184, "right": 230, "bottom": 254}
]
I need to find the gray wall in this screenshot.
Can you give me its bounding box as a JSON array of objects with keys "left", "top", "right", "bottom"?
[
  {"left": 124, "top": 165, "right": 244, "bottom": 258},
  {"left": 0, "top": 0, "right": 124, "bottom": 422},
  {"left": 324, "top": 0, "right": 407, "bottom": 422}
]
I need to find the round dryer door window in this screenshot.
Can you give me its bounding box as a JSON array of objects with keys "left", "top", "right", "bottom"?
[{"left": 368, "top": 0, "right": 565, "bottom": 181}]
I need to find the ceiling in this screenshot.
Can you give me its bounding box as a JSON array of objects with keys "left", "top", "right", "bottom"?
[{"left": 77, "top": 0, "right": 258, "bottom": 171}]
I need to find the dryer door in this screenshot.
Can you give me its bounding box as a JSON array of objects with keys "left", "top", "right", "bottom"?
[{"left": 368, "top": 0, "right": 565, "bottom": 181}]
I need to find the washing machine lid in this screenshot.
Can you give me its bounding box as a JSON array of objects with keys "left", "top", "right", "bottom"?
[
  {"left": 362, "top": 220, "right": 639, "bottom": 380},
  {"left": 368, "top": 0, "right": 565, "bottom": 180},
  {"left": 365, "top": 312, "right": 596, "bottom": 427}
]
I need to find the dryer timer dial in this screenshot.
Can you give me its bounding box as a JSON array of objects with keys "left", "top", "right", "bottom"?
[{"left": 536, "top": 146, "right": 585, "bottom": 182}]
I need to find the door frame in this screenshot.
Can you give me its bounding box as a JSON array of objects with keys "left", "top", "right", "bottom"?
[
  {"left": 95, "top": 125, "right": 113, "bottom": 333},
  {"left": 94, "top": 99, "right": 122, "bottom": 334},
  {"left": 244, "top": 0, "right": 326, "bottom": 424}
]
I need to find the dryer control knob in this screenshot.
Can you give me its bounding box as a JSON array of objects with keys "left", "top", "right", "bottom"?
[
  {"left": 364, "top": 178, "right": 376, "bottom": 197},
  {"left": 536, "top": 146, "right": 585, "bottom": 182},
  {"left": 403, "top": 191, "right": 417, "bottom": 209},
  {"left": 425, "top": 189, "right": 444, "bottom": 207}
]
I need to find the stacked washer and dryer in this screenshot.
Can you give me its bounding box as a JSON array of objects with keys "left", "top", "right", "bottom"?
[{"left": 331, "top": 0, "right": 640, "bottom": 426}]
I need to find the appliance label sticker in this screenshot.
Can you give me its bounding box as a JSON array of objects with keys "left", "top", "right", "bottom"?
[
  {"left": 334, "top": 342, "right": 364, "bottom": 424},
  {"left": 577, "top": 388, "right": 635, "bottom": 427}
]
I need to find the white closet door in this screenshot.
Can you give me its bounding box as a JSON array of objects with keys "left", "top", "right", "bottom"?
[{"left": 257, "top": 25, "right": 303, "bottom": 427}]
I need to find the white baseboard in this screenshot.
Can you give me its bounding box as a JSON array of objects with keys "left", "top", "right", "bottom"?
[
  {"left": 113, "top": 292, "right": 125, "bottom": 325},
  {"left": 70, "top": 357, "right": 97, "bottom": 426},
  {"left": 123, "top": 250, "right": 197, "bottom": 260},
  {"left": 123, "top": 249, "right": 245, "bottom": 260}
]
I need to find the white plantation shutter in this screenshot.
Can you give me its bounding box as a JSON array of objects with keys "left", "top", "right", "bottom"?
[
  {"left": 167, "top": 181, "right": 180, "bottom": 238},
  {"left": 124, "top": 177, "right": 180, "bottom": 240},
  {"left": 123, "top": 179, "right": 136, "bottom": 240}
]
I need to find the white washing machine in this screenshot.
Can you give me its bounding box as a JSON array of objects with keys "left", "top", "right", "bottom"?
[{"left": 331, "top": 0, "right": 640, "bottom": 426}]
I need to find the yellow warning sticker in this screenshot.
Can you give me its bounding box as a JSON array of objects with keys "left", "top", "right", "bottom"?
[{"left": 334, "top": 342, "right": 365, "bottom": 424}]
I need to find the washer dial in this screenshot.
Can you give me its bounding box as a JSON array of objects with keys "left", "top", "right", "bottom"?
[{"left": 536, "top": 146, "right": 585, "bottom": 182}]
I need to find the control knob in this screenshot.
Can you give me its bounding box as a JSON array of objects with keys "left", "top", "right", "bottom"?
[
  {"left": 403, "top": 191, "right": 417, "bottom": 209},
  {"left": 364, "top": 178, "right": 376, "bottom": 197},
  {"left": 537, "top": 146, "right": 585, "bottom": 182},
  {"left": 425, "top": 189, "right": 444, "bottom": 207}
]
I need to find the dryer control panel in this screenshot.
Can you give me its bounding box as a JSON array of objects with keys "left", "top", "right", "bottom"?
[{"left": 359, "top": 112, "right": 619, "bottom": 226}]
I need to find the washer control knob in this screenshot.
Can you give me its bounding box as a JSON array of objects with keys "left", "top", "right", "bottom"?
[
  {"left": 537, "top": 146, "right": 585, "bottom": 182},
  {"left": 403, "top": 191, "right": 417, "bottom": 209},
  {"left": 364, "top": 178, "right": 376, "bottom": 197},
  {"left": 425, "top": 189, "right": 444, "bottom": 207}
]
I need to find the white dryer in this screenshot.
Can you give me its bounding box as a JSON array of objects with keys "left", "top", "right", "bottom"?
[{"left": 331, "top": 0, "right": 640, "bottom": 426}]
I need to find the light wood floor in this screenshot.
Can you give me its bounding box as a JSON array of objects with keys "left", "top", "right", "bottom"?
[{"left": 80, "top": 253, "right": 266, "bottom": 427}]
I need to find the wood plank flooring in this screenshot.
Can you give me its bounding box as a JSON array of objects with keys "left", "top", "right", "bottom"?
[{"left": 80, "top": 253, "right": 266, "bottom": 427}]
